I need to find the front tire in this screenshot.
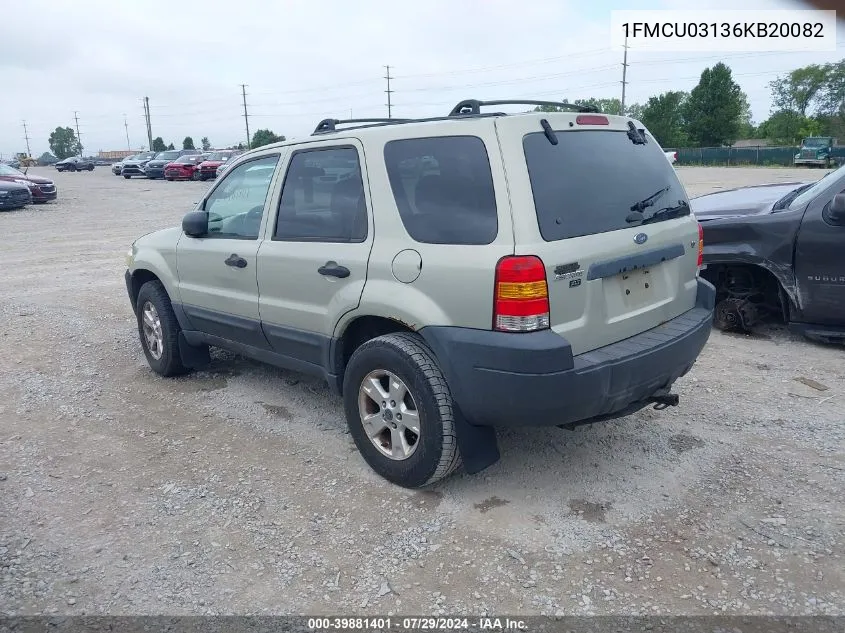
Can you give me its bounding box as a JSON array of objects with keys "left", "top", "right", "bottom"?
[
  {"left": 124, "top": 174, "right": 131, "bottom": 179},
  {"left": 342, "top": 332, "right": 461, "bottom": 488},
  {"left": 135, "top": 280, "right": 190, "bottom": 377}
]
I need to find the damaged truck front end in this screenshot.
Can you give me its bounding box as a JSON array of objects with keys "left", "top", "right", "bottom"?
[{"left": 693, "top": 173, "right": 845, "bottom": 344}]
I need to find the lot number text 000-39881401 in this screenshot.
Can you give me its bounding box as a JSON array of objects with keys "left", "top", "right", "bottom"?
[{"left": 610, "top": 10, "right": 836, "bottom": 52}]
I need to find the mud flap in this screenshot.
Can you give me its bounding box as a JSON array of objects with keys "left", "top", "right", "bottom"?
[
  {"left": 178, "top": 332, "right": 211, "bottom": 369},
  {"left": 453, "top": 404, "right": 500, "bottom": 474}
]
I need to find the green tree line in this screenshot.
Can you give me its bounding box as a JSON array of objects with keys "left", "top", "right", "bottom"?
[{"left": 539, "top": 60, "right": 845, "bottom": 149}]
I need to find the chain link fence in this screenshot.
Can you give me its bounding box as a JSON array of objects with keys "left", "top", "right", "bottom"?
[{"left": 668, "top": 145, "right": 845, "bottom": 167}]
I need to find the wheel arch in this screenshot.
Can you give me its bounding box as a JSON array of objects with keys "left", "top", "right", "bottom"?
[
  {"left": 331, "top": 315, "right": 417, "bottom": 390},
  {"left": 700, "top": 260, "right": 796, "bottom": 323}
]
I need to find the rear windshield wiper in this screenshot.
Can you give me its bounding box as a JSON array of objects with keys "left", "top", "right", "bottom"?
[
  {"left": 629, "top": 186, "right": 670, "bottom": 214},
  {"left": 640, "top": 201, "right": 691, "bottom": 225}
]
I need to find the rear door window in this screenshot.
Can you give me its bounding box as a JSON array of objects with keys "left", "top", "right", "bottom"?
[
  {"left": 523, "top": 130, "right": 688, "bottom": 241},
  {"left": 383, "top": 136, "right": 498, "bottom": 245}
]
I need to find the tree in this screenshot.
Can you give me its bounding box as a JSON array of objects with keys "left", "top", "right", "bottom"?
[
  {"left": 626, "top": 103, "right": 644, "bottom": 121},
  {"left": 251, "top": 129, "right": 285, "bottom": 148},
  {"left": 48, "top": 127, "right": 80, "bottom": 159},
  {"left": 735, "top": 91, "right": 756, "bottom": 140},
  {"left": 575, "top": 98, "right": 623, "bottom": 115},
  {"left": 770, "top": 64, "right": 829, "bottom": 116},
  {"left": 818, "top": 60, "right": 845, "bottom": 117},
  {"left": 182, "top": 136, "right": 195, "bottom": 150},
  {"left": 167, "top": 142, "right": 175, "bottom": 150},
  {"left": 201, "top": 137, "right": 211, "bottom": 151},
  {"left": 151, "top": 137, "right": 166, "bottom": 152},
  {"left": 640, "top": 91, "right": 689, "bottom": 148},
  {"left": 757, "top": 110, "right": 807, "bottom": 145},
  {"left": 683, "top": 63, "right": 744, "bottom": 147}
]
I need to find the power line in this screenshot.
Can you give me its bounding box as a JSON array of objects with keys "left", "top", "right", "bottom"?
[
  {"left": 143, "top": 97, "right": 153, "bottom": 150},
  {"left": 621, "top": 35, "right": 629, "bottom": 114},
  {"left": 73, "top": 111, "right": 83, "bottom": 156},
  {"left": 241, "top": 84, "right": 251, "bottom": 149},
  {"left": 123, "top": 114, "right": 131, "bottom": 151},
  {"left": 22, "top": 120, "right": 31, "bottom": 157},
  {"left": 384, "top": 65, "right": 394, "bottom": 119}
]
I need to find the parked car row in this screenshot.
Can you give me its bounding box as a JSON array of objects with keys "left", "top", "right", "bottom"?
[
  {"left": 115, "top": 149, "right": 242, "bottom": 181},
  {"left": 0, "top": 162, "right": 57, "bottom": 205}
]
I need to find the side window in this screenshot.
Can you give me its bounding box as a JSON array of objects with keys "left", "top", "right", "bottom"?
[
  {"left": 383, "top": 136, "right": 498, "bottom": 245},
  {"left": 204, "top": 154, "right": 280, "bottom": 239},
  {"left": 274, "top": 147, "right": 368, "bottom": 242}
]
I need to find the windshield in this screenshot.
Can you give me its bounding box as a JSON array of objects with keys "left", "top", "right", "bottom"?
[
  {"left": 176, "top": 156, "right": 199, "bottom": 164},
  {"left": 0, "top": 164, "right": 24, "bottom": 176},
  {"left": 207, "top": 152, "right": 231, "bottom": 161},
  {"left": 155, "top": 151, "right": 180, "bottom": 160},
  {"left": 523, "top": 129, "right": 689, "bottom": 241},
  {"left": 803, "top": 138, "right": 829, "bottom": 147},
  {"left": 789, "top": 163, "right": 845, "bottom": 210}
]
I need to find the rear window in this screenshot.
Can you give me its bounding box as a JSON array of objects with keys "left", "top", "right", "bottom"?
[
  {"left": 384, "top": 136, "right": 497, "bottom": 245},
  {"left": 523, "top": 130, "right": 688, "bottom": 241}
]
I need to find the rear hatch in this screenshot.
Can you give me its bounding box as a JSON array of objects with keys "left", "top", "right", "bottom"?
[{"left": 496, "top": 113, "right": 700, "bottom": 355}]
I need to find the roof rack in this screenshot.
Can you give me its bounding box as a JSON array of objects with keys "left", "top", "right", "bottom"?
[
  {"left": 448, "top": 99, "right": 599, "bottom": 116},
  {"left": 313, "top": 118, "right": 411, "bottom": 134}
]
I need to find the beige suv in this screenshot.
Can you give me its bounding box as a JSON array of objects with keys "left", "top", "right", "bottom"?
[{"left": 125, "top": 99, "right": 715, "bottom": 488}]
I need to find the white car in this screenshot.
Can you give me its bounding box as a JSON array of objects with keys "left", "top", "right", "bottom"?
[{"left": 665, "top": 150, "right": 677, "bottom": 164}]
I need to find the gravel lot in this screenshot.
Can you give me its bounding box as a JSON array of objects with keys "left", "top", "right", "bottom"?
[{"left": 0, "top": 166, "right": 843, "bottom": 617}]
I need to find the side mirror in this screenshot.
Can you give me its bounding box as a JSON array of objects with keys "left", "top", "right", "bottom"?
[
  {"left": 182, "top": 210, "right": 208, "bottom": 237},
  {"left": 825, "top": 193, "right": 845, "bottom": 225}
]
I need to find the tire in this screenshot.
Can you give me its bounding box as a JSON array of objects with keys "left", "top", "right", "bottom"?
[
  {"left": 124, "top": 174, "right": 131, "bottom": 179},
  {"left": 87, "top": 165, "right": 94, "bottom": 171},
  {"left": 199, "top": 175, "right": 208, "bottom": 181},
  {"left": 166, "top": 177, "right": 174, "bottom": 181},
  {"left": 135, "top": 280, "right": 190, "bottom": 377},
  {"left": 342, "top": 332, "right": 461, "bottom": 488}
]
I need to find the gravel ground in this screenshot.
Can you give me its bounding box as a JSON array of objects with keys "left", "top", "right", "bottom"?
[{"left": 0, "top": 166, "right": 843, "bottom": 617}]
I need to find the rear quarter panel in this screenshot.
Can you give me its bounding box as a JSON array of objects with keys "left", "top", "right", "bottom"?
[{"left": 335, "top": 119, "right": 515, "bottom": 336}]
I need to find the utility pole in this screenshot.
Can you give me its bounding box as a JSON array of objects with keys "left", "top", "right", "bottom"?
[
  {"left": 123, "top": 114, "right": 131, "bottom": 151},
  {"left": 73, "top": 111, "right": 83, "bottom": 156},
  {"left": 384, "top": 65, "right": 394, "bottom": 119},
  {"left": 143, "top": 97, "right": 153, "bottom": 150},
  {"left": 22, "top": 120, "right": 32, "bottom": 157},
  {"left": 241, "top": 84, "right": 251, "bottom": 149},
  {"left": 620, "top": 35, "right": 629, "bottom": 115}
]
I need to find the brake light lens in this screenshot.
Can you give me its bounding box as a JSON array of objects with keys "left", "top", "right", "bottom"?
[
  {"left": 697, "top": 222, "right": 704, "bottom": 267},
  {"left": 576, "top": 114, "right": 609, "bottom": 125},
  {"left": 493, "top": 256, "right": 550, "bottom": 332}
]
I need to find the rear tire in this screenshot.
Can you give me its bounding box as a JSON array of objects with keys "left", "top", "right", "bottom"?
[
  {"left": 135, "top": 280, "right": 190, "bottom": 377},
  {"left": 342, "top": 332, "right": 462, "bottom": 488}
]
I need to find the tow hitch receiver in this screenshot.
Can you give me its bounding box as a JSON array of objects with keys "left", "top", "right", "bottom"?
[{"left": 651, "top": 393, "right": 680, "bottom": 410}]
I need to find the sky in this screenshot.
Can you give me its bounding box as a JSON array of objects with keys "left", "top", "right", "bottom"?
[{"left": 1, "top": 0, "right": 843, "bottom": 158}]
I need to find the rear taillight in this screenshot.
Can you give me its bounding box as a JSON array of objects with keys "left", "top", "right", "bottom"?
[
  {"left": 493, "top": 256, "right": 550, "bottom": 332},
  {"left": 697, "top": 223, "right": 704, "bottom": 267}
]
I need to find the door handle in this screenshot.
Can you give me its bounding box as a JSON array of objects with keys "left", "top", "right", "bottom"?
[
  {"left": 318, "top": 261, "right": 350, "bottom": 278},
  {"left": 225, "top": 253, "right": 248, "bottom": 269}
]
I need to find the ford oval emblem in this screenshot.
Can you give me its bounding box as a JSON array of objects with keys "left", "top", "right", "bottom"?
[{"left": 634, "top": 232, "right": 648, "bottom": 245}]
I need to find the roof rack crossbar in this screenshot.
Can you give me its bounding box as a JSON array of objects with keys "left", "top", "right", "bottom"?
[
  {"left": 313, "top": 118, "right": 411, "bottom": 134},
  {"left": 448, "top": 99, "right": 599, "bottom": 116}
]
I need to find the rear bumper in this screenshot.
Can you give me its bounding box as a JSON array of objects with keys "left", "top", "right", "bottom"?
[{"left": 419, "top": 278, "right": 716, "bottom": 428}]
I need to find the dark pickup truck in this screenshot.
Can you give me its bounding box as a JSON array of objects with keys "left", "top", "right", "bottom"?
[{"left": 692, "top": 167, "right": 845, "bottom": 344}]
